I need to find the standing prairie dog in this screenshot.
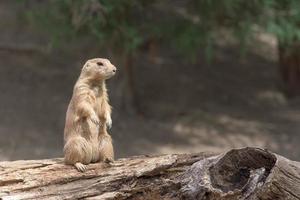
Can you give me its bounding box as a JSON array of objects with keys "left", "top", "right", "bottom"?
[{"left": 64, "top": 58, "right": 116, "bottom": 172}]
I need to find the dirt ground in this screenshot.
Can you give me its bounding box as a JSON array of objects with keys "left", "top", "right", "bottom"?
[
  {"left": 0, "top": 45, "right": 299, "bottom": 161},
  {"left": 0, "top": 1, "right": 299, "bottom": 161}
]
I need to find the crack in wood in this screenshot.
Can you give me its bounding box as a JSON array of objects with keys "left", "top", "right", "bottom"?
[{"left": 0, "top": 179, "right": 24, "bottom": 187}]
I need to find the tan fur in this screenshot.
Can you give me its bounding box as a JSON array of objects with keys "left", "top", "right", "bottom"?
[{"left": 63, "top": 58, "right": 116, "bottom": 172}]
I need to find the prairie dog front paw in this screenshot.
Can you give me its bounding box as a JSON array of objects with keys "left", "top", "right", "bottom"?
[
  {"left": 106, "top": 118, "right": 112, "bottom": 129},
  {"left": 106, "top": 115, "right": 112, "bottom": 129}
]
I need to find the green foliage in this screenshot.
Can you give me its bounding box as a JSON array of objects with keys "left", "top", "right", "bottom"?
[
  {"left": 265, "top": 0, "right": 300, "bottom": 45},
  {"left": 23, "top": 0, "right": 155, "bottom": 53},
  {"left": 23, "top": 0, "right": 300, "bottom": 59}
]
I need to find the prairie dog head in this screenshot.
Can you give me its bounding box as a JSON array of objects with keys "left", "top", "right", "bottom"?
[{"left": 81, "top": 58, "right": 117, "bottom": 80}]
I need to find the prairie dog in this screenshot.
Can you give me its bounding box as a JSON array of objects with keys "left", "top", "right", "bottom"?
[{"left": 63, "top": 58, "right": 116, "bottom": 172}]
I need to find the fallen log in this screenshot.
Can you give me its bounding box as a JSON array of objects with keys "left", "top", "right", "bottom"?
[{"left": 0, "top": 147, "right": 299, "bottom": 200}]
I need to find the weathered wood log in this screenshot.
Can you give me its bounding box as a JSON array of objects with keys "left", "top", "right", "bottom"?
[{"left": 0, "top": 147, "right": 299, "bottom": 200}]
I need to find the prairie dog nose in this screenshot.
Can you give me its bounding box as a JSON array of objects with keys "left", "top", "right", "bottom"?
[{"left": 112, "top": 68, "right": 116, "bottom": 73}]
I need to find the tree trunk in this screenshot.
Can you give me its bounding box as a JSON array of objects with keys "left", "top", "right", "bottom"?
[
  {"left": 0, "top": 147, "right": 299, "bottom": 200},
  {"left": 111, "top": 52, "right": 140, "bottom": 116},
  {"left": 278, "top": 42, "right": 300, "bottom": 97},
  {"left": 121, "top": 53, "right": 141, "bottom": 115}
]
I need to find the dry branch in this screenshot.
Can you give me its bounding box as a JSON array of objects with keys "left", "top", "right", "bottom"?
[{"left": 0, "top": 147, "right": 299, "bottom": 200}]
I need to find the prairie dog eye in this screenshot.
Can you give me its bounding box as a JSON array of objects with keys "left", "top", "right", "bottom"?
[{"left": 97, "top": 62, "right": 104, "bottom": 66}]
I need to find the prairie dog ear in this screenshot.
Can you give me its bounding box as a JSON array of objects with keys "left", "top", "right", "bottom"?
[{"left": 82, "top": 62, "right": 90, "bottom": 71}]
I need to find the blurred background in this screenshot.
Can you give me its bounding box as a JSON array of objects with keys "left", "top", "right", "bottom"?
[{"left": 0, "top": 0, "right": 299, "bottom": 161}]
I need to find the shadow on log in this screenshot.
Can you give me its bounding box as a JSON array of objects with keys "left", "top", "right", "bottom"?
[{"left": 0, "top": 147, "right": 299, "bottom": 200}]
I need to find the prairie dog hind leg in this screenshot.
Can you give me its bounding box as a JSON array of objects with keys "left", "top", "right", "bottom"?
[
  {"left": 64, "top": 136, "right": 92, "bottom": 171},
  {"left": 99, "top": 133, "right": 114, "bottom": 163}
]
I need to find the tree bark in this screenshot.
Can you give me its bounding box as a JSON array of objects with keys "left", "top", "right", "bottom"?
[{"left": 0, "top": 147, "right": 299, "bottom": 200}]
